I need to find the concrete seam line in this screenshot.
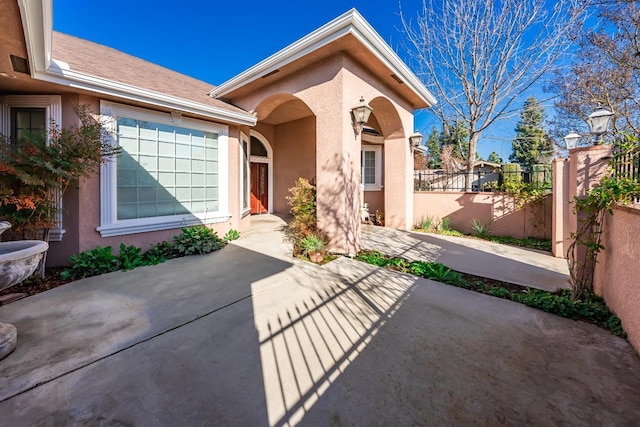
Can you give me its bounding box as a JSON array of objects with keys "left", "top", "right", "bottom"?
[{"left": 0, "top": 293, "right": 253, "bottom": 404}]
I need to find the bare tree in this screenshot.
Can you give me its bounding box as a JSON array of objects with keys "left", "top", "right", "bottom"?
[
  {"left": 401, "top": 0, "right": 585, "bottom": 189},
  {"left": 548, "top": 0, "right": 640, "bottom": 143}
]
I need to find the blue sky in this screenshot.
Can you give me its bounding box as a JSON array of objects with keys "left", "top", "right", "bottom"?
[{"left": 52, "top": 0, "right": 517, "bottom": 160}]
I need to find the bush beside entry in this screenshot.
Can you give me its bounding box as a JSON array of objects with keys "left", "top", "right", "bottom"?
[{"left": 286, "top": 178, "right": 329, "bottom": 261}]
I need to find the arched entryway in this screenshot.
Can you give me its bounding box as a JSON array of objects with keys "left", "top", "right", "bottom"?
[
  {"left": 363, "top": 97, "right": 408, "bottom": 229},
  {"left": 249, "top": 130, "right": 273, "bottom": 214},
  {"left": 252, "top": 93, "right": 317, "bottom": 215}
]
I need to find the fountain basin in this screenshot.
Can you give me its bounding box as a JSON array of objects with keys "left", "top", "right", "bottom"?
[{"left": 0, "top": 240, "right": 49, "bottom": 291}]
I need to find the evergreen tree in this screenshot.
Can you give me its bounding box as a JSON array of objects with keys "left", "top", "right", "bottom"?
[
  {"left": 439, "top": 119, "right": 469, "bottom": 160},
  {"left": 425, "top": 127, "right": 441, "bottom": 168},
  {"left": 509, "top": 97, "right": 553, "bottom": 169},
  {"left": 487, "top": 151, "right": 503, "bottom": 164}
]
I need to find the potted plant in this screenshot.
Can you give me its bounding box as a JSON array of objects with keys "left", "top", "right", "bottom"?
[{"left": 300, "top": 233, "right": 327, "bottom": 263}]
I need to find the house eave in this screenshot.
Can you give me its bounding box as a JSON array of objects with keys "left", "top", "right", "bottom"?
[{"left": 210, "top": 9, "right": 437, "bottom": 108}]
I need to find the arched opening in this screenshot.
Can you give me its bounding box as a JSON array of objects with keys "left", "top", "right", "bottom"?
[
  {"left": 253, "top": 93, "right": 316, "bottom": 214},
  {"left": 361, "top": 97, "right": 406, "bottom": 227}
]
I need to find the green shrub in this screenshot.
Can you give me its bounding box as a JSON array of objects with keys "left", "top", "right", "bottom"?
[
  {"left": 439, "top": 217, "right": 451, "bottom": 232},
  {"left": 223, "top": 229, "right": 240, "bottom": 242},
  {"left": 173, "top": 225, "right": 223, "bottom": 256},
  {"left": 354, "top": 251, "right": 625, "bottom": 337},
  {"left": 471, "top": 218, "right": 492, "bottom": 238},
  {"left": 119, "top": 243, "right": 144, "bottom": 271},
  {"left": 415, "top": 215, "right": 434, "bottom": 230},
  {"left": 286, "top": 178, "right": 319, "bottom": 255},
  {"left": 300, "top": 233, "right": 327, "bottom": 254},
  {"left": 142, "top": 241, "right": 175, "bottom": 265},
  {"left": 61, "top": 246, "right": 121, "bottom": 280}
]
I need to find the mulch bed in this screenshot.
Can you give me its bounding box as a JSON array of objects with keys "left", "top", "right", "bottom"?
[{"left": 0, "top": 267, "right": 73, "bottom": 300}]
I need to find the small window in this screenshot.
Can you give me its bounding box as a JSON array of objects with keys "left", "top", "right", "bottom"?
[
  {"left": 11, "top": 108, "right": 46, "bottom": 144},
  {"left": 251, "top": 136, "right": 268, "bottom": 157},
  {"left": 361, "top": 146, "right": 382, "bottom": 191}
]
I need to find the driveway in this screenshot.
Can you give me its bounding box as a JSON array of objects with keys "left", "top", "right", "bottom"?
[{"left": 0, "top": 215, "right": 639, "bottom": 426}]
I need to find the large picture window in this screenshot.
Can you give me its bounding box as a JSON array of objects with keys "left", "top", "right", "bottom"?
[{"left": 98, "top": 102, "right": 229, "bottom": 237}]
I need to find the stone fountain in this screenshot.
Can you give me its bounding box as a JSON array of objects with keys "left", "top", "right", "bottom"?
[{"left": 0, "top": 221, "right": 49, "bottom": 360}]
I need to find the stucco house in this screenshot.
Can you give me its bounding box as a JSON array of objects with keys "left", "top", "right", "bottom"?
[{"left": 0, "top": 0, "right": 435, "bottom": 265}]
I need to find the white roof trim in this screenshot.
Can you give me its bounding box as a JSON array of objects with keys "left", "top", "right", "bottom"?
[
  {"left": 16, "top": 0, "right": 256, "bottom": 127},
  {"left": 211, "top": 9, "right": 437, "bottom": 107}
]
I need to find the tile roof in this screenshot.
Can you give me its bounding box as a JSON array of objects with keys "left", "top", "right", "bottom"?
[{"left": 51, "top": 32, "right": 248, "bottom": 116}]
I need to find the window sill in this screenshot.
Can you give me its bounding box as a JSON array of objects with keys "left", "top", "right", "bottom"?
[
  {"left": 364, "top": 185, "right": 383, "bottom": 192},
  {"left": 48, "top": 228, "right": 66, "bottom": 242},
  {"left": 97, "top": 214, "right": 231, "bottom": 237}
]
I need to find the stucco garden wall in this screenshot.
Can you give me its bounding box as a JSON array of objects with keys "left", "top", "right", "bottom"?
[
  {"left": 413, "top": 192, "right": 552, "bottom": 239},
  {"left": 594, "top": 205, "right": 640, "bottom": 353}
]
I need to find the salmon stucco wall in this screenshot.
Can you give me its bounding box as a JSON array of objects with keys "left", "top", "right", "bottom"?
[
  {"left": 271, "top": 117, "right": 317, "bottom": 213},
  {"left": 594, "top": 205, "right": 640, "bottom": 353},
  {"left": 413, "top": 192, "right": 552, "bottom": 239}
]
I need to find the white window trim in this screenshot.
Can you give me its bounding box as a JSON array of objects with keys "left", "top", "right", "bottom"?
[
  {"left": 240, "top": 132, "right": 250, "bottom": 217},
  {"left": 361, "top": 145, "right": 383, "bottom": 191},
  {"left": 249, "top": 130, "right": 273, "bottom": 213},
  {"left": 0, "top": 95, "right": 66, "bottom": 241},
  {"left": 98, "top": 101, "right": 230, "bottom": 237}
]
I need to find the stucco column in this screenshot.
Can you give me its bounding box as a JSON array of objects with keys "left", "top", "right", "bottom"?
[
  {"left": 315, "top": 102, "right": 361, "bottom": 255},
  {"left": 551, "top": 158, "right": 570, "bottom": 258},
  {"left": 384, "top": 137, "right": 412, "bottom": 229},
  {"left": 567, "top": 145, "right": 613, "bottom": 276}
]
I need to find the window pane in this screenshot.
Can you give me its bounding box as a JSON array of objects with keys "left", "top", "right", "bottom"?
[
  {"left": 364, "top": 151, "right": 376, "bottom": 184},
  {"left": 12, "top": 108, "right": 46, "bottom": 143},
  {"left": 116, "top": 117, "right": 219, "bottom": 220},
  {"left": 250, "top": 136, "right": 268, "bottom": 157}
]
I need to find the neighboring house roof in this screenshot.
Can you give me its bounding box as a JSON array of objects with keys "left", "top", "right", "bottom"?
[
  {"left": 15, "top": 0, "right": 256, "bottom": 126},
  {"left": 211, "top": 9, "right": 437, "bottom": 110},
  {"left": 474, "top": 161, "right": 501, "bottom": 169}
]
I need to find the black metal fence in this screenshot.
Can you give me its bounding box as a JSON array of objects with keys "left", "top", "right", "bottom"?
[
  {"left": 414, "top": 168, "right": 552, "bottom": 192},
  {"left": 612, "top": 146, "right": 640, "bottom": 182},
  {"left": 611, "top": 145, "right": 640, "bottom": 203}
]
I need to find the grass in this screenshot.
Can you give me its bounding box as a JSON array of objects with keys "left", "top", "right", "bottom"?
[{"left": 355, "top": 250, "right": 625, "bottom": 338}]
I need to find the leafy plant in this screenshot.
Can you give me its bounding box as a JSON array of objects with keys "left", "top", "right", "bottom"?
[
  {"left": 568, "top": 135, "right": 640, "bottom": 298},
  {"left": 286, "top": 178, "right": 319, "bottom": 255},
  {"left": 439, "top": 216, "right": 451, "bottom": 232},
  {"left": 415, "top": 215, "right": 434, "bottom": 230},
  {"left": 142, "top": 241, "right": 175, "bottom": 265},
  {"left": 60, "top": 246, "right": 121, "bottom": 280},
  {"left": 119, "top": 243, "right": 144, "bottom": 271},
  {"left": 0, "top": 105, "right": 120, "bottom": 237},
  {"left": 300, "top": 233, "right": 327, "bottom": 254},
  {"left": 173, "top": 226, "right": 223, "bottom": 256},
  {"left": 471, "top": 218, "right": 492, "bottom": 238},
  {"left": 223, "top": 229, "right": 240, "bottom": 242},
  {"left": 355, "top": 251, "right": 625, "bottom": 337}
]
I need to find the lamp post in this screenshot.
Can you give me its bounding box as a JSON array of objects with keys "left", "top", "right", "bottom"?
[
  {"left": 586, "top": 108, "right": 614, "bottom": 145},
  {"left": 563, "top": 131, "right": 581, "bottom": 150},
  {"left": 350, "top": 97, "right": 373, "bottom": 135}
]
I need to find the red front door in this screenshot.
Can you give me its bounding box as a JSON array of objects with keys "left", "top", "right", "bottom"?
[{"left": 250, "top": 162, "right": 268, "bottom": 214}]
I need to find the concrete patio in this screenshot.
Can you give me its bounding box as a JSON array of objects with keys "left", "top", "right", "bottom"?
[{"left": 0, "top": 215, "right": 639, "bottom": 426}]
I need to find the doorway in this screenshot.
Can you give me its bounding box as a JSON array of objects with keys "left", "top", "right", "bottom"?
[{"left": 251, "top": 162, "right": 269, "bottom": 214}]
